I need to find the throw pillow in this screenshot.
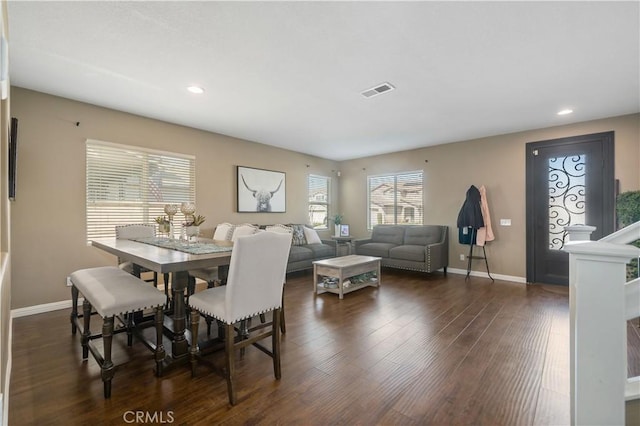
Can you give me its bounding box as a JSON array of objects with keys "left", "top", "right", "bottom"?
[
  {"left": 213, "top": 223, "right": 234, "bottom": 240},
  {"left": 289, "top": 224, "right": 307, "bottom": 246},
  {"left": 265, "top": 224, "right": 293, "bottom": 234},
  {"left": 231, "top": 224, "right": 259, "bottom": 242},
  {"left": 303, "top": 226, "right": 322, "bottom": 244}
]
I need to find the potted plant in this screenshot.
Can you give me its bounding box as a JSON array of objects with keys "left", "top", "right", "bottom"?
[
  {"left": 332, "top": 213, "right": 344, "bottom": 237},
  {"left": 155, "top": 216, "right": 171, "bottom": 236},
  {"left": 185, "top": 214, "right": 206, "bottom": 240}
]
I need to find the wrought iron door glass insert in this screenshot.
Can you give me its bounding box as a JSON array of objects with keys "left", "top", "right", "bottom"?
[{"left": 548, "top": 155, "right": 586, "bottom": 250}]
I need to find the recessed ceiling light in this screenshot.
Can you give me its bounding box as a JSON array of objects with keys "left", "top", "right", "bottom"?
[
  {"left": 557, "top": 109, "right": 573, "bottom": 115},
  {"left": 187, "top": 86, "right": 205, "bottom": 94}
]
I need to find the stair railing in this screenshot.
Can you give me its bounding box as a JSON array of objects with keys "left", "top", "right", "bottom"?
[{"left": 563, "top": 222, "right": 640, "bottom": 425}]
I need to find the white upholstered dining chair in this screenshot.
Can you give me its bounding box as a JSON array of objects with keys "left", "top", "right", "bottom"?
[
  {"left": 186, "top": 223, "right": 233, "bottom": 303},
  {"left": 115, "top": 224, "right": 170, "bottom": 303},
  {"left": 187, "top": 231, "right": 291, "bottom": 405}
]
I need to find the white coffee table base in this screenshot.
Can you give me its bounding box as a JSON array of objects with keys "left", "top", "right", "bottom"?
[{"left": 313, "top": 255, "right": 381, "bottom": 299}]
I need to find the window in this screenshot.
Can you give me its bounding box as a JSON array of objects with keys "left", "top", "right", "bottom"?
[
  {"left": 86, "top": 140, "right": 196, "bottom": 241},
  {"left": 368, "top": 171, "right": 423, "bottom": 229},
  {"left": 308, "top": 174, "right": 330, "bottom": 229}
]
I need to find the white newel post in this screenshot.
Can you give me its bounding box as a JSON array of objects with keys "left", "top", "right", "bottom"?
[
  {"left": 563, "top": 237, "right": 640, "bottom": 426},
  {"left": 564, "top": 225, "right": 597, "bottom": 242}
]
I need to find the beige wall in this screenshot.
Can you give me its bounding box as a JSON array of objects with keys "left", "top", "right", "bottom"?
[
  {"left": 8, "top": 87, "right": 640, "bottom": 309},
  {"left": 9, "top": 87, "right": 339, "bottom": 309},
  {"left": 339, "top": 113, "right": 640, "bottom": 279}
]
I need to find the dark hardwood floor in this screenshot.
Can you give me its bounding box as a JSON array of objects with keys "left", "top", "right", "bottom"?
[{"left": 8, "top": 270, "right": 640, "bottom": 425}]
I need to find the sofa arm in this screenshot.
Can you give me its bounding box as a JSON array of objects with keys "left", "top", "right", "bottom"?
[
  {"left": 353, "top": 238, "right": 373, "bottom": 252},
  {"left": 320, "top": 239, "right": 337, "bottom": 249},
  {"left": 425, "top": 227, "right": 449, "bottom": 272}
]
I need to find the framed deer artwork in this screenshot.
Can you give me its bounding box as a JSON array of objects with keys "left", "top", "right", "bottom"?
[{"left": 237, "top": 166, "right": 286, "bottom": 213}]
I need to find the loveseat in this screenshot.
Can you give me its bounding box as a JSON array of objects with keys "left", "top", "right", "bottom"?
[
  {"left": 354, "top": 225, "right": 448, "bottom": 274},
  {"left": 211, "top": 223, "right": 336, "bottom": 274}
]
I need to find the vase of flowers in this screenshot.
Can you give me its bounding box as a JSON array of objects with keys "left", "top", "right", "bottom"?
[{"left": 332, "top": 213, "right": 344, "bottom": 237}]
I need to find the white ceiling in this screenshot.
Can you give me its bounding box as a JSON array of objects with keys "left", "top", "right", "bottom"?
[{"left": 6, "top": 1, "right": 640, "bottom": 161}]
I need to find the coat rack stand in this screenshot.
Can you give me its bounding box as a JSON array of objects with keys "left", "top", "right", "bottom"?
[{"left": 465, "top": 228, "right": 494, "bottom": 281}]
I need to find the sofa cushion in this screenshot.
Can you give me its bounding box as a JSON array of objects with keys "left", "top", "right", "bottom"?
[
  {"left": 265, "top": 224, "right": 293, "bottom": 234},
  {"left": 231, "top": 224, "right": 259, "bottom": 241},
  {"left": 357, "top": 242, "right": 398, "bottom": 258},
  {"left": 303, "top": 226, "right": 322, "bottom": 244},
  {"left": 289, "top": 224, "right": 307, "bottom": 246},
  {"left": 288, "top": 245, "right": 314, "bottom": 263},
  {"left": 404, "top": 226, "right": 441, "bottom": 246},
  {"left": 389, "top": 245, "right": 425, "bottom": 262},
  {"left": 371, "top": 225, "right": 405, "bottom": 245},
  {"left": 305, "top": 243, "right": 334, "bottom": 258},
  {"left": 213, "top": 223, "right": 234, "bottom": 240}
]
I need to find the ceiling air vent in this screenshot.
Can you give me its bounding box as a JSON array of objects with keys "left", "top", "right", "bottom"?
[{"left": 361, "top": 82, "right": 395, "bottom": 98}]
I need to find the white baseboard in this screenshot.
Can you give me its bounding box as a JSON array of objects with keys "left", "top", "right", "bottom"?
[
  {"left": 448, "top": 267, "right": 526, "bottom": 284},
  {"left": 11, "top": 298, "right": 81, "bottom": 319}
]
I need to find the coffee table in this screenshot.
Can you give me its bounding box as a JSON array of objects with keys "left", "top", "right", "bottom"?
[{"left": 313, "top": 255, "right": 381, "bottom": 299}]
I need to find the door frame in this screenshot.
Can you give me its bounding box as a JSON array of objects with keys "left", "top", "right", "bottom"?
[{"left": 525, "top": 131, "right": 615, "bottom": 284}]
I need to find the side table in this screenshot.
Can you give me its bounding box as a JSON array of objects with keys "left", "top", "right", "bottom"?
[{"left": 331, "top": 236, "right": 354, "bottom": 256}]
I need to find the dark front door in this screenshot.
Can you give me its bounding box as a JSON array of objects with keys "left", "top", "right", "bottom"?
[{"left": 526, "top": 132, "right": 615, "bottom": 285}]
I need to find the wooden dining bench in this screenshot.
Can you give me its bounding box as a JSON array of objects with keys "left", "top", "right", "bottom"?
[{"left": 69, "top": 266, "right": 167, "bottom": 398}]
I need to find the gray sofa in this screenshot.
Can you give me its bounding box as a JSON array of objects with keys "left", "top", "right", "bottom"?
[
  {"left": 287, "top": 224, "right": 336, "bottom": 273},
  {"left": 260, "top": 224, "right": 337, "bottom": 273},
  {"left": 354, "top": 225, "right": 448, "bottom": 274}
]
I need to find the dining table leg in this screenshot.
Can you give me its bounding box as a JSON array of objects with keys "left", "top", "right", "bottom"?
[{"left": 171, "top": 270, "right": 190, "bottom": 358}]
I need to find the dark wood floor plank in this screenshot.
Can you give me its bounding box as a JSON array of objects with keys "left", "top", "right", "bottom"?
[{"left": 8, "top": 269, "right": 639, "bottom": 425}]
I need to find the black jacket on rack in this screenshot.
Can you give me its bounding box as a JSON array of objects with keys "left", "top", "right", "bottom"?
[{"left": 457, "top": 185, "right": 484, "bottom": 244}]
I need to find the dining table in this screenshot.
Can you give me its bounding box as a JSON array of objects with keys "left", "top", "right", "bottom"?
[{"left": 90, "top": 237, "right": 233, "bottom": 361}]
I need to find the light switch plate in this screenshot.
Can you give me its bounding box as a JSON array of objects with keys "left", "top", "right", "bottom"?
[{"left": 500, "top": 219, "right": 512, "bottom": 226}]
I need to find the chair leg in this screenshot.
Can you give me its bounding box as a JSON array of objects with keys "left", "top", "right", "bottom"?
[
  {"left": 153, "top": 272, "right": 159, "bottom": 288},
  {"left": 126, "top": 312, "right": 135, "bottom": 347},
  {"left": 189, "top": 310, "right": 200, "bottom": 377},
  {"left": 225, "top": 322, "right": 236, "bottom": 405},
  {"left": 81, "top": 299, "right": 92, "bottom": 359},
  {"left": 154, "top": 306, "right": 166, "bottom": 377},
  {"left": 217, "top": 320, "right": 225, "bottom": 339},
  {"left": 71, "top": 285, "right": 79, "bottom": 334},
  {"left": 205, "top": 315, "right": 213, "bottom": 336},
  {"left": 102, "top": 316, "right": 115, "bottom": 399},
  {"left": 272, "top": 308, "right": 282, "bottom": 380},
  {"left": 239, "top": 320, "right": 247, "bottom": 357}
]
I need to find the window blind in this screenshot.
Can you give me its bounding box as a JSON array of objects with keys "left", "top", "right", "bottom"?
[
  {"left": 86, "top": 140, "right": 196, "bottom": 241},
  {"left": 308, "top": 174, "right": 330, "bottom": 229},
  {"left": 367, "top": 171, "right": 423, "bottom": 228}
]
